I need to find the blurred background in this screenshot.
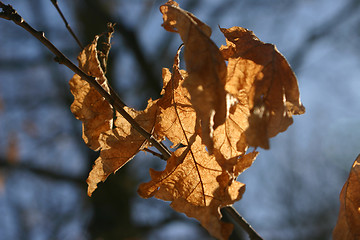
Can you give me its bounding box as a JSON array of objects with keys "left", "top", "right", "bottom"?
[{"left": 0, "top": 0, "right": 359, "bottom": 239}]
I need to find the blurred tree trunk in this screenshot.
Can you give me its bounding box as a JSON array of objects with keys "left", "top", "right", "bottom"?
[{"left": 74, "top": 1, "right": 142, "bottom": 239}]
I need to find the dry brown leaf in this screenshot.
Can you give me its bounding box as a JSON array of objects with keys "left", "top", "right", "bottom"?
[
  {"left": 220, "top": 26, "right": 305, "bottom": 149},
  {"left": 213, "top": 91, "right": 250, "bottom": 160},
  {"left": 333, "top": 155, "right": 360, "bottom": 240},
  {"left": 211, "top": 76, "right": 258, "bottom": 172},
  {"left": 170, "top": 198, "right": 234, "bottom": 240},
  {"left": 138, "top": 135, "right": 245, "bottom": 240},
  {"left": 87, "top": 100, "right": 158, "bottom": 196},
  {"left": 233, "top": 151, "right": 259, "bottom": 176},
  {"left": 155, "top": 46, "right": 196, "bottom": 147},
  {"left": 160, "top": 1, "right": 227, "bottom": 152},
  {"left": 154, "top": 48, "right": 257, "bottom": 176},
  {"left": 150, "top": 49, "right": 256, "bottom": 239},
  {"left": 69, "top": 36, "right": 113, "bottom": 151},
  {"left": 67, "top": 5, "right": 305, "bottom": 239}
]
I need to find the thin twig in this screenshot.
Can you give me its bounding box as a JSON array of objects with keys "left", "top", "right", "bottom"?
[
  {"left": 0, "top": 3, "right": 262, "bottom": 240},
  {"left": 84, "top": 0, "right": 161, "bottom": 91},
  {"left": 0, "top": 2, "right": 171, "bottom": 160},
  {"left": 0, "top": 158, "right": 84, "bottom": 184},
  {"left": 142, "top": 148, "right": 167, "bottom": 160},
  {"left": 221, "top": 206, "right": 263, "bottom": 240},
  {"left": 50, "top": 0, "right": 84, "bottom": 49},
  {"left": 97, "top": 22, "right": 115, "bottom": 74}
]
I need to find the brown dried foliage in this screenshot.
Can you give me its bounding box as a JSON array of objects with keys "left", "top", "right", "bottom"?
[
  {"left": 69, "top": 36, "right": 113, "bottom": 151},
  {"left": 333, "top": 155, "right": 360, "bottom": 240},
  {"left": 69, "top": 1, "right": 305, "bottom": 239},
  {"left": 220, "top": 27, "right": 305, "bottom": 149},
  {"left": 160, "top": 2, "right": 227, "bottom": 153}
]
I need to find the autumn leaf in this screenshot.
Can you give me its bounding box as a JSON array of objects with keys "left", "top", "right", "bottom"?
[
  {"left": 160, "top": 1, "right": 227, "bottom": 152},
  {"left": 333, "top": 154, "right": 360, "bottom": 240},
  {"left": 69, "top": 36, "right": 113, "bottom": 151},
  {"left": 147, "top": 40, "right": 258, "bottom": 239},
  {"left": 87, "top": 99, "right": 159, "bottom": 196},
  {"left": 138, "top": 135, "right": 245, "bottom": 240},
  {"left": 220, "top": 26, "right": 305, "bottom": 149},
  {"left": 155, "top": 45, "right": 197, "bottom": 148},
  {"left": 155, "top": 45, "right": 257, "bottom": 174},
  {"left": 213, "top": 91, "right": 250, "bottom": 160},
  {"left": 69, "top": 36, "right": 161, "bottom": 196},
  {"left": 66, "top": 3, "right": 304, "bottom": 239}
]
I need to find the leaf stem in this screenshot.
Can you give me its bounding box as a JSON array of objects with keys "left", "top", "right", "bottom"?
[
  {"left": 142, "top": 148, "right": 167, "bottom": 160},
  {"left": 50, "top": 0, "right": 84, "bottom": 49}
]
